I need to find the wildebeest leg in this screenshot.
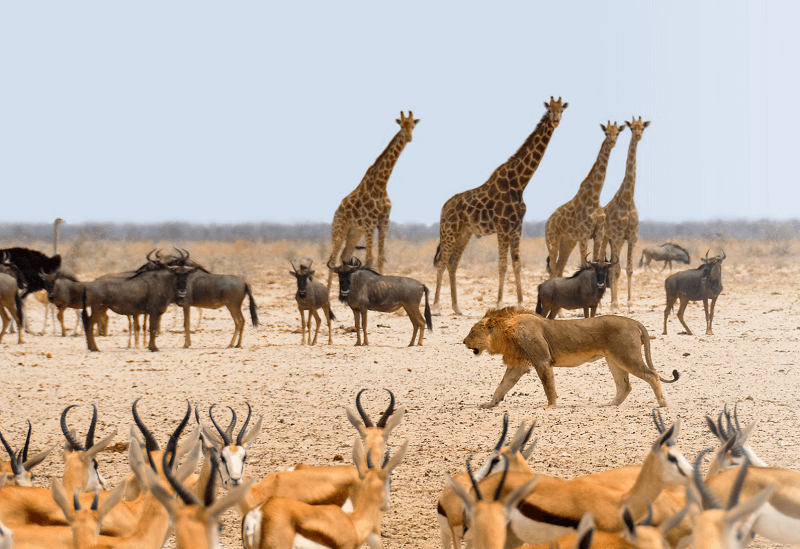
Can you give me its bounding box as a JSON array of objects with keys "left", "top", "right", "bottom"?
[
  {"left": 298, "top": 305, "right": 307, "bottom": 345},
  {"left": 0, "top": 307, "right": 8, "bottom": 343},
  {"left": 133, "top": 316, "right": 141, "bottom": 348},
  {"left": 310, "top": 307, "right": 321, "bottom": 346},
  {"left": 547, "top": 306, "right": 561, "bottom": 320},
  {"left": 360, "top": 309, "right": 369, "bottom": 346},
  {"left": 147, "top": 313, "right": 160, "bottom": 352},
  {"left": 127, "top": 316, "right": 133, "bottom": 348},
  {"left": 663, "top": 293, "right": 678, "bottom": 335},
  {"left": 323, "top": 304, "right": 333, "bottom": 345},
  {"left": 676, "top": 298, "right": 693, "bottom": 335},
  {"left": 496, "top": 233, "right": 510, "bottom": 309},
  {"left": 583, "top": 305, "right": 591, "bottom": 318},
  {"left": 352, "top": 308, "right": 362, "bottom": 346},
  {"left": 604, "top": 359, "right": 632, "bottom": 406},
  {"left": 706, "top": 296, "right": 718, "bottom": 335},
  {"left": 480, "top": 365, "right": 530, "bottom": 409},
  {"left": 404, "top": 304, "right": 425, "bottom": 346},
  {"left": 84, "top": 309, "right": 103, "bottom": 352},
  {"left": 57, "top": 307, "right": 67, "bottom": 337},
  {"left": 184, "top": 304, "right": 193, "bottom": 348},
  {"left": 658, "top": 260, "right": 668, "bottom": 273},
  {"left": 228, "top": 304, "right": 245, "bottom": 348}
]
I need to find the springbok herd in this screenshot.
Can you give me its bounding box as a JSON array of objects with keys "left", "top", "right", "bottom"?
[{"left": 0, "top": 389, "right": 796, "bottom": 549}]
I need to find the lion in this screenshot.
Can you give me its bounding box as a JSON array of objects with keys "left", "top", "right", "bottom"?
[{"left": 463, "top": 307, "right": 679, "bottom": 409}]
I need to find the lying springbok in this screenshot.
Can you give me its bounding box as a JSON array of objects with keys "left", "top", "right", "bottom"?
[
  {"left": 243, "top": 438, "right": 408, "bottom": 549},
  {"left": 0, "top": 420, "right": 56, "bottom": 486},
  {"left": 198, "top": 402, "right": 263, "bottom": 487},
  {"left": 663, "top": 250, "right": 725, "bottom": 335},
  {"left": 704, "top": 404, "right": 768, "bottom": 476},
  {"left": 690, "top": 451, "right": 777, "bottom": 549},
  {"left": 50, "top": 477, "right": 128, "bottom": 549},
  {"left": 238, "top": 389, "right": 405, "bottom": 518},
  {"left": 438, "top": 415, "right": 538, "bottom": 549},
  {"left": 328, "top": 257, "right": 432, "bottom": 346},
  {"left": 290, "top": 259, "right": 335, "bottom": 345},
  {"left": 81, "top": 258, "right": 196, "bottom": 352}
]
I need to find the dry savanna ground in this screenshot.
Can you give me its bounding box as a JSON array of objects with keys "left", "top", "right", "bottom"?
[{"left": 0, "top": 235, "right": 799, "bottom": 548}]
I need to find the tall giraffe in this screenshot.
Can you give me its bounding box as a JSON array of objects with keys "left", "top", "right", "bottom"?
[
  {"left": 602, "top": 117, "right": 650, "bottom": 313},
  {"left": 432, "top": 97, "right": 568, "bottom": 316},
  {"left": 544, "top": 122, "right": 624, "bottom": 278},
  {"left": 327, "top": 111, "right": 418, "bottom": 289}
]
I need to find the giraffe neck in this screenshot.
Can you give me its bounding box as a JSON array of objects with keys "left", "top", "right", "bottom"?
[
  {"left": 359, "top": 129, "right": 409, "bottom": 193},
  {"left": 575, "top": 137, "right": 614, "bottom": 205},
  {"left": 611, "top": 136, "right": 638, "bottom": 208},
  {"left": 500, "top": 111, "right": 557, "bottom": 192}
]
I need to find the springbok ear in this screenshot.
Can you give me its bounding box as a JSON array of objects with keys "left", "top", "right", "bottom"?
[
  {"left": 383, "top": 439, "right": 409, "bottom": 475},
  {"left": 502, "top": 476, "right": 538, "bottom": 512},
  {"left": 289, "top": 271, "right": 298, "bottom": 278},
  {"left": 575, "top": 513, "right": 595, "bottom": 549},
  {"left": 51, "top": 478, "right": 74, "bottom": 522},
  {"left": 382, "top": 406, "right": 406, "bottom": 436},
  {"left": 99, "top": 480, "right": 128, "bottom": 519},
  {"left": 446, "top": 475, "right": 475, "bottom": 511},
  {"left": 345, "top": 407, "right": 367, "bottom": 436},
  {"left": 23, "top": 443, "right": 57, "bottom": 470}
]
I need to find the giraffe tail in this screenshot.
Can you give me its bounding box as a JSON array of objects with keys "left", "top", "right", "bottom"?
[{"left": 433, "top": 243, "right": 442, "bottom": 267}]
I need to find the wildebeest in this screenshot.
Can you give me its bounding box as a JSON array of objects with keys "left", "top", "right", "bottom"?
[
  {"left": 0, "top": 272, "right": 23, "bottom": 344},
  {"left": 663, "top": 250, "right": 725, "bottom": 336},
  {"left": 290, "top": 259, "right": 335, "bottom": 345},
  {"left": 328, "top": 257, "right": 432, "bottom": 346},
  {"left": 81, "top": 261, "right": 196, "bottom": 352},
  {"left": 167, "top": 249, "right": 259, "bottom": 349},
  {"left": 535, "top": 257, "right": 616, "bottom": 319},
  {"left": 639, "top": 243, "right": 690, "bottom": 272}
]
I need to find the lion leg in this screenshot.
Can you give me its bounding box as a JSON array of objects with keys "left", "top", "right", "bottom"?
[
  {"left": 605, "top": 359, "right": 632, "bottom": 406},
  {"left": 480, "top": 365, "right": 529, "bottom": 409},
  {"left": 532, "top": 361, "right": 558, "bottom": 408}
]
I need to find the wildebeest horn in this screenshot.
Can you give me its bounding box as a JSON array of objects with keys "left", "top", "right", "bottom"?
[
  {"left": 705, "top": 249, "right": 710, "bottom": 259},
  {"left": 290, "top": 260, "right": 299, "bottom": 273},
  {"left": 236, "top": 403, "right": 252, "bottom": 446},
  {"left": 61, "top": 405, "right": 84, "bottom": 452},
  {"left": 132, "top": 398, "right": 160, "bottom": 452},
  {"left": 376, "top": 389, "right": 395, "bottom": 428},
  {"left": 355, "top": 389, "right": 374, "bottom": 428},
  {"left": 181, "top": 249, "right": 190, "bottom": 261},
  {"left": 146, "top": 249, "right": 156, "bottom": 263},
  {"left": 209, "top": 405, "right": 232, "bottom": 446},
  {"left": 720, "top": 250, "right": 726, "bottom": 260},
  {"left": 327, "top": 259, "right": 336, "bottom": 270}
]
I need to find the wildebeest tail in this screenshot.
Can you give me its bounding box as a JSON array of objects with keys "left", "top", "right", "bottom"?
[
  {"left": 13, "top": 292, "right": 23, "bottom": 326},
  {"left": 535, "top": 291, "right": 543, "bottom": 315},
  {"left": 638, "top": 250, "right": 645, "bottom": 267},
  {"left": 433, "top": 243, "right": 442, "bottom": 267},
  {"left": 328, "top": 308, "right": 336, "bottom": 321},
  {"left": 81, "top": 288, "right": 91, "bottom": 334},
  {"left": 423, "top": 285, "right": 433, "bottom": 331},
  {"left": 545, "top": 255, "right": 551, "bottom": 274},
  {"left": 245, "top": 284, "right": 259, "bottom": 327}
]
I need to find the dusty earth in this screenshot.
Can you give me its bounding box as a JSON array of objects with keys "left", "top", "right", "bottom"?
[{"left": 0, "top": 238, "right": 798, "bottom": 548}]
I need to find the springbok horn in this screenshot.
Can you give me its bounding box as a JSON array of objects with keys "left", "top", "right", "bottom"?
[
  {"left": 168, "top": 401, "right": 192, "bottom": 468},
  {"left": 376, "top": 389, "right": 395, "bottom": 428},
  {"left": 132, "top": 399, "right": 160, "bottom": 452},
  {"left": 495, "top": 413, "right": 510, "bottom": 451},
  {"left": 85, "top": 404, "right": 98, "bottom": 450},
  {"left": 61, "top": 405, "right": 84, "bottom": 452},
  {"left": 726, "top": 456, "right": 750, "bottom": 510},
  {"left": 355, "top": 389, "right": 374, "bottom": 428},
  {"left": 209, "top": 405, "right": 232, "bottom": 446},
  {"left": 162, "top": 433, "right": 198, "bottom": 507},
  {"left": 22, "top": 420, "right": 31, "bottom": 464},
  {"left": 733, "top": 403, "right": 741, "bottom": 432},
  {"left": 224, "top": 407, "right": 237, "bottom": 444},
  {"left": 366, "top": 449, "right": 375, "bottom": 469},
  {"left": 0, "top": 427, "right": 22, "bottom": 476},
  {"left": 73, "top": 490, "right": 82, "bottom": 511},
  {"left": 90, "top": 490, "right": 100, "bottom": 511},
  {"left": 693, "top": 449, "right": 723, "bottom": 510},
  {"left": 651, "top": 409, "right": 666, "bottom": 434},
  {"left": 205, "top": 449, "right": 219, "bottom": 507},
  {"left": 236, "top": 402, "right": 252, "bottom": 447},
  {"left": 466, "top": 454, "right": 483, "bottom": 501},
  {"left": 493, "top": 454, "right": 509, "bottom": 501}
]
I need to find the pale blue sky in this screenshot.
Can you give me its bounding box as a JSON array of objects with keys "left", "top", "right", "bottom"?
[{"left": 2, "top": 1, "right": 798, "bottom": 224}]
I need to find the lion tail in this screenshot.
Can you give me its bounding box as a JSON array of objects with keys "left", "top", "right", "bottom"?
[{"left": 638, "top": 321, "right": 680, "bottom": 384}]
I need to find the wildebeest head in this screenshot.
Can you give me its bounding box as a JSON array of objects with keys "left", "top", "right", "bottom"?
[
  {"left": 168, "top": 264, "right": 196, "bottom": 299},
  {"left": 289, "top": 259, "right": 315, "bottom": 298},
  {"left": 589, "top": 256, "right": 616, "bottom": 291},
  {"left": 700, "top": 250, "right": 726, "bottom": 280},
  {"left": 327, "top": 257, "right": 362, "bottom": 300}
]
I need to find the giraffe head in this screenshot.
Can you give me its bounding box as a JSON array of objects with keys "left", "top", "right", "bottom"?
[
  {"left": 625, "top": 116, "right": 651, "bottom": 141},
  {"left": 543, "top": 96, "right": 568, "bottom": 127},
  {"left": 599, "top": 121, "right": 624, "bottom": 148},
  {"left": 396, "top": 111, "right": 419, "bottom": 142}
]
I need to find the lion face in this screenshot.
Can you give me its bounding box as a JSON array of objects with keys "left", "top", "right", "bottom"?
[{"left": 463, "top": 319, "right": 492, "bottom": 356}]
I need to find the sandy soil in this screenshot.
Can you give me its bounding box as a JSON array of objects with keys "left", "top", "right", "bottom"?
[{"left": 0, "top": 241, "right": 798, "bottom": 548}]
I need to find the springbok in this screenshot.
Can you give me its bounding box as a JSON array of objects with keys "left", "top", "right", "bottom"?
[
  {"left": 243, "top": 438, "right": 408, "bottom": 549},
  {"left": 197, "top": 402, "right": 263, "bottom": 487},
  {"left": 60, "top": 405, "right": 116, "bottom": 493},
  {"left": 0, "top": 420, "right": 56, "bottom": 486}
]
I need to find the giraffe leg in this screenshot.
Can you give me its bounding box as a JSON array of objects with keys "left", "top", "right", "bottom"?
[
  {"left": 625, "top": 237, "right": 636, "bottom": 313},
  {"left": 327, "top": 219, "right": 347, "bottom": 291},
  {"left": 363, "top": 228, "right": 376, "bottom": 269},
  {"left": 552, "top": 238, "right": 576, "bottom": 278},
  {"left": 545, "top": 232, "right": 559, "bottom": 277},
  {"left": 509, "top": 231, "right": 524, "bottom": 306},
  {"left": 447, "top": 232, "right": 472, "bottom": 315},
  {"left": 377, "top": 214, "right": 389, "bottom": 275},
  {"left": 496, "top": 233, "right": 510, "bottom": 309},
  {"left": 432, "top": 235, "right": 455, "bottom": 316}
]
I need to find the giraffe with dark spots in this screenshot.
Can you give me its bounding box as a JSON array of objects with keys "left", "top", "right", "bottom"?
[
  {"left": 327, "top": 112, "right": 419, "bottom": 289},
  {"left": 602, "top": 117, "right": 650, "bottom": 313},
  {"left": 545, "top": 122, "right": 624, "bottom": 279},
  {"left": 432, "top": 97, "right": 568, "bottom": 315}
]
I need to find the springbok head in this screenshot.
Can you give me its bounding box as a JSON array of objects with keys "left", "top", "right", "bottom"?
[
  {"left": 346, "top": 389, "right": 405, "bottom": 464},
  {"left": 201, "top": 403, "right": 263, "bottom": 487},
  {"left": 651, "top": 409, "right": 694, "bottom": 482},
  {"left": 60, "top": 405, "right": 116, "bottom": 492},
  {"left": 0, "top": 420, "right": 55, "bottom": 486}
]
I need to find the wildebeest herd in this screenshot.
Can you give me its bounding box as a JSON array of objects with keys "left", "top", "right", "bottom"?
[{"left": 0, "top": 97, "right": 788, "bottom": 549}]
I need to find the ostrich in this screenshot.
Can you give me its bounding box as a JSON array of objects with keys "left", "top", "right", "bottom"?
[{"left": 33, "top": 218, "right": 66, "bottom": 334}]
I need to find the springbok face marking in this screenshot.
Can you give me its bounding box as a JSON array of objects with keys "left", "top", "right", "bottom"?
[{"left": 203, "top": 402, "right": 262, "bottom": 488}]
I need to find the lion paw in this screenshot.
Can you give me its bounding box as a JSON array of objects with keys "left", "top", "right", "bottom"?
[{"left": 479, "top": 401, "right": 498, "bottom": 409}]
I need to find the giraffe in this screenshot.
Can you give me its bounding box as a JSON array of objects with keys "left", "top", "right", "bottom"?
[
  {"left": 432, "top": 97, "right": 568, "bottom": 316},
  {"left": 544, "top": 121, "right": 624, "bottom": 279},
  {"left": 602, "top": 117, "right": 650, "bottom": 313},
  {"left": 327, "top": 111, "right": 418, "bottom": 289}
]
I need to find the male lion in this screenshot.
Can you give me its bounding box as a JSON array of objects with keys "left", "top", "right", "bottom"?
[{"left": 463, "top": 307, "right": 679, "bottom": 408}]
